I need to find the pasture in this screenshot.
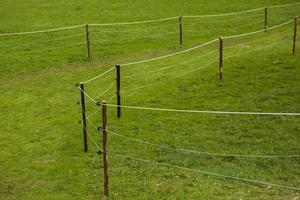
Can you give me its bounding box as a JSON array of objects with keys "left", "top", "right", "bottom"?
[{"left": 0, "top": 0, "right": 299, "bottom": 199}]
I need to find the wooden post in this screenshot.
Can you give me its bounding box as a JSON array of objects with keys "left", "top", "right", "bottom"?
[
  {"left": 219, "top": 36, "right": 224, "bottom": 80},
  {"left": 179, "top": 16, "right": 183, "bottom": 45},
  {"left": 116, "top": 64, "right": 121, "bottom": 118},
  {"left": 79, "top": 83, "right": 88, "bottom": 152},
  {"left": 293, "top": 17, "right": 298, "bottom": 55},
  {"left": 264, "top": 7, "right": 268, "bottom": 32},
  {"left": 86, "top": 24, "right": 91, "bottom": 61},
  {"left": 100, "top": 101, "right": 109, "bottom": 197}
]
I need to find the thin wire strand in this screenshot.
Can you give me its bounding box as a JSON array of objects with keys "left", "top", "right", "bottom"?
[
  {"left": 77, "top": 85, "right": 98, "bottom": 103},
  {"left": 81, "top": 18, "right": 293, "bottom": 84},
  {"left": 121, "top": 39, "right": 218, "bottom": 67},
  {"left": 269, "top": 2, "right": 300, "bottom": 8},
  {"left": 80, "top": 121, "right": 300, "bottom": 191},
  {"left": 105, "top": 103, "right": 300, "bottom": 116},
  {"left": 184, "top": 7, "right": 265, "bottom": 18},
  {"left": 0, "top": 24, "right": 85, "bottom": 37},
  {"left": 5, "top": 41, "right": 85, "bottom": 56},
  {"left": 94, "top": 81, "right": 116, "bottom": 99},
  {"left": 108, "top": 151, "right": 300, "bottom": 191},
  {"left": 122, "top": 49, "right": 217, "bottom": 79},
  {"left": 224, "top": 20, "right": 293, "bottom": 39},
  {"left": 122, "top": 37, "right": 288, "bottom": 94},
  {"left": 78, "top": 102, "right": 99, "bottom": 129},
  {"left": 109, "top": 130, "right": 300, "bottom": 158},
  {"left": 81, "top": 66, "right": 115, "bottom": 84},
  {"left": 89, "top": 16, "right": 178, "bottom": 26},
  {"left": 1, "top": 2, "right": 299, "bottom": 37}
]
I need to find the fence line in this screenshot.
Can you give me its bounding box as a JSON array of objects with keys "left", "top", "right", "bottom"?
[
  {"left": 0, "top": 24, "right": 85, "bottom": 37},
  {"left": 81, "top": 123, "right": 300, "bottom": 191},
  {"left": 2, "top": 1, "right": 300, "bottom": 37},
  {"left": 109, "top": 130, "right": 299, "bottom": 158},
  {"left": 104, "top": 104, "right": 300, "bottom": 116},
  {"left": 108, "top": 151, "right": 300, "bottom": 191},
  {"left": 79, "top": 35, "right": 288, "bottom": 102},
  {"left": 122, "top": 38, "right": 287, "bottom": 94},
  {"left": 81, "top": 18, "right": 293, "bottom": 84}
]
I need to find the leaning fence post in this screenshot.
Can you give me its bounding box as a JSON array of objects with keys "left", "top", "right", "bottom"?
[
  {"left": 86, "top": 24, "right": 91, "bottom": 61},
  {"left": 116, "top": 64, "right": 121, "bottom": 118},
  {"left": 293, "top": 17, "right": 298, "bottom": 55},
  {"left": 79, "top": 83, "right": 88, "bottom": 152},
  {"left": 264, "top": 7, "right": 268, "bottom": 32},
  {"left": 99, "top": 101, "right": 109, "bottom": 197},
  {"left": 219, "top": 36, "right": 224, "bottom": 80},
  {"left": 179, "top": 16, "right": 183, "bottom": 45}
]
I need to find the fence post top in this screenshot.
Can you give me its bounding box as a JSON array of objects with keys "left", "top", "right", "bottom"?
[
  {"left": 219, "top": 36, "right": 223, "bottom": 40},
  {"left": 116, "top": 64, "right": 120, "bottom": 67}
]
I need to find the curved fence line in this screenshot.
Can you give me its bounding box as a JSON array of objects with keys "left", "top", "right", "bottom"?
[
  {"left": 81, "top": 19, "right": 293, "bottom": 84},
  {"left": 0, "top": 24, "right": 85, "bottom": 37},
  {"left": 82, "top": 126, "right": 300, "bottom": 191},
  {"left": 1, "top": 1, "right": 299, "bottom": 37},
  {"left": 109, "top": 130, "right": 300, "bottom": 158}
]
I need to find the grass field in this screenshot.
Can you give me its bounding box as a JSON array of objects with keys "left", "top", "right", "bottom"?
[{"left": 0, "top": 0, "right": 300, "bottom": 199}]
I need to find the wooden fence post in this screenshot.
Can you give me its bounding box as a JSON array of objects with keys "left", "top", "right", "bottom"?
[
  {"left": 219, "top": 36, "right": 224, "bottom": 80},
  {"left": 100, "top": 101, "right": 109, "bottom": 197},
  {"left": 79, "top": 83, "right": 88, "bottom": 152},
  {"left": 116, "top": 64, "right": 121, "bottom": 118},
  {"left": 179, "top": 16, "right": 183, "bottom": 45},
  {"left": 264, "top": 7, "right": 268, "bottom": 32},
  {"left": 293, "top": 17, "right": 298, "bottom": 55},
  {"left": 86, "top": 24, "right": 91, "bottom": 61}
]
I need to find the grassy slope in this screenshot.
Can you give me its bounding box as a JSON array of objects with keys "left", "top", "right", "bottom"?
[{"left": 0, "top": 0, "right": 299, "bottom": 199}]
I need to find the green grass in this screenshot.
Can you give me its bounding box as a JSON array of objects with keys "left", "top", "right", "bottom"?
[{"left": 0, "top": 0, "right": 300, "bottom": 199}]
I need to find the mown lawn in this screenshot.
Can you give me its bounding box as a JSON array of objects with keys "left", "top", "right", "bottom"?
[{"left": 0, "top": 0, "right": 299, "bottom": 199}]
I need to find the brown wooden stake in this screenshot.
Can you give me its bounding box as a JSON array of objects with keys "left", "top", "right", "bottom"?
[
  {"left": 79, "top": 83, "right": 88, "bottom": 152},
  {"left": 101, "top": 101, "right": 109, "bottom": 197},
  {"left": 116, "top": 64, "right": 121, "bottom": 118},
  {"left": 86, "top": 24, "right": 91, "bottom": 61},
  {"left": 264, "top": 7, "right": 268, "bottom": 32},
  {"left": 179, "top": 16, "right": 183, "bottom": 45},
  {"left": 293, "top": 17, "right": 298, "bottom": 55},
  {"left": 219, "top": 36, "right": 224, "bottom": 80}
]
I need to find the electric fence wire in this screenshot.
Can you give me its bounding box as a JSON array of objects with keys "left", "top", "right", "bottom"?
[
  {"left": 104, "top": 103, "right": 300, "bottom": 116},
  {"left": 109, "top": 130, "right": 300, "bottom": 158},
  {"left": 78, "top": 111, "right": 300, "bottom": 191},
  {"left": 122, "top": 37, "right": 288, "bottom": 94},
  {"left": 108, "top": 151, "right": 300, "bottom": 191}
]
